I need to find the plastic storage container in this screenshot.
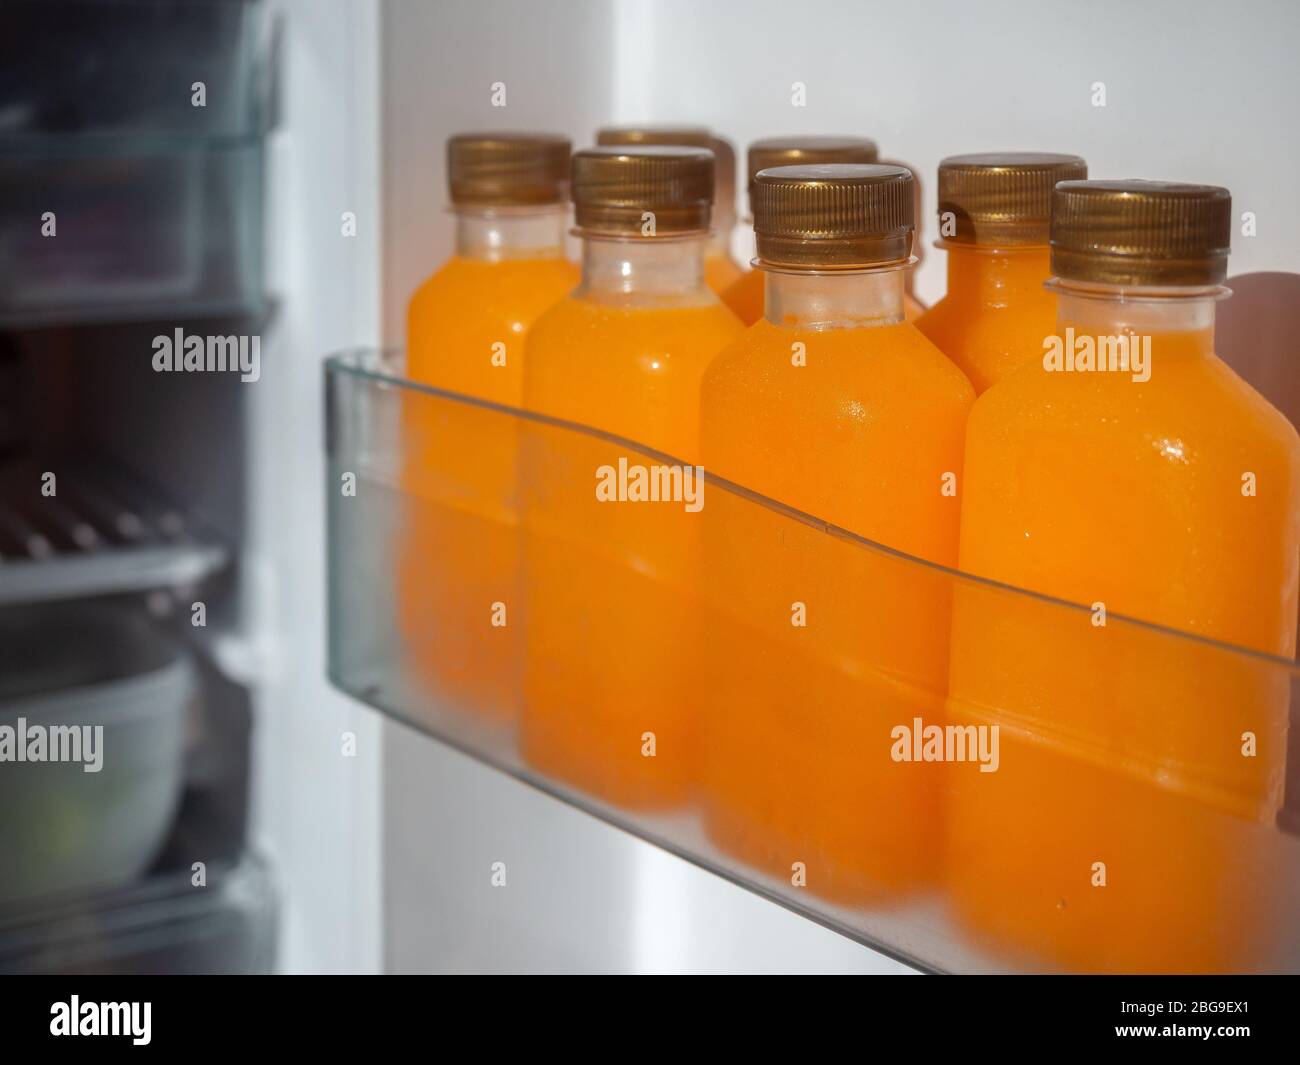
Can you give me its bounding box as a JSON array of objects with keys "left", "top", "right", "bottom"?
[
  {"left": 0, "top": 601, "right": 192, "bottom": 904},
  {"left": 325, "top": 348, "right": 1300, "bottom": 974},
  {"left": 0, "top": 139, "right": 265, "bottom": 326},
  {"left": 0, "top": 0, "right": 272, "bottom": 325}
]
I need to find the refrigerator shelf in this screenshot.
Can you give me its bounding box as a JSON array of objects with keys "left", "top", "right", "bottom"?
[
  {"left": 325, "top": 348, "right": 1300, "bottom": 975},
  {"left": 0, "top": 853, "right": 275, "bottom": 976},
  {"left": 0, "top": 460, "right": 228, "bottom": 606}
]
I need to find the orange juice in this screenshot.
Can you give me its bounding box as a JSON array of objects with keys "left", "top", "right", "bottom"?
[
  {"left": 401, "top": 133, "right": 576, "bottom": 729},
  {"left": 596, "top": 126, "right": 742, "bottom": 293},
  {"left": 705, "top": 135, "right": 743, "bottom": 292},
  {"left": 521, "top": 145, "right": 744, "bottom": 807},
  {"left": 948, "top": 180, "right": 1300, "bottom": 972},
  {"left": 915, "top": 153, "right": 1087, "bottom": 394},
  {"left": 699, "top": 164, "right": 974, "bottom": 904},
  {"left": 703, "top": 245, "right": 744, "bottom": 294},
  {"left": 717, "top": 262, "right": 764, "bottom": 324},
  {"left": 408, "top": 253, "right": 576, "bottom": 402}
]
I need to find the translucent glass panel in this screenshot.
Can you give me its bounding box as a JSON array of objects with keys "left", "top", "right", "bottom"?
[{"left": 326, "top": 349, "right": 1300, "bottom": 974}]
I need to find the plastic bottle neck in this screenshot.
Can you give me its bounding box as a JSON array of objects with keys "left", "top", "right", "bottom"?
[
  {"left": 944, "top": 243, "right": 1052, "bottom": 306},
  {"left": 454, "top": 206, "right": 568, "bottom": 261},
  {"left": 577, "top": 235, "right": 712, "bottom": 303},
  {"left": 763, "top": 266, "right": 907, "bottom": 329},
  {"left": 709, "top": 214, "right": 736, "bottom": 261},
  {"left": 1054, "top": 278, "right": 1220, "bottom": 356}
]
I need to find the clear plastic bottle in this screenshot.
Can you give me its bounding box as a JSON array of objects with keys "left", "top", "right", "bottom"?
[
  {"left": 949, "top": 179, "right": 1300, "bottom": 972},
  {"left": 400, "top": 133, "right": 576, "bottom": 726},
  {"left": 521, "top": 145, "right": 743, "bottom": 807},
  {"left": 595, "top": 125, "right": 743, "bottom": 294},
  {"left": 699, "top": 164, "right": 974, "bottom": 903},
  {"left": 719, "top": 135, "right": 890, "bottom": 325}
]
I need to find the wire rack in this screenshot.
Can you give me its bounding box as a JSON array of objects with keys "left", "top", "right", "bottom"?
[{"left": 0, "top": 461, "right": 228, "bottom": 605}]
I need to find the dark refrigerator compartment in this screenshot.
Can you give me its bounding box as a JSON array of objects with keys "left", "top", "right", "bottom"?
[
  {"left": 0, "top": 0, "right": 274, "bottom": 141},
  {"left": 0, "top": 0, "right": 273, "bottom": 977}
]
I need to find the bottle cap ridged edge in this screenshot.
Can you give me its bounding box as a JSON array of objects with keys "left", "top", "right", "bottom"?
[
  {"left": 1050, "top": 179, "right": 1231, "bottom": 285},
  {"left": 572, "top": 145, "right": 715, "bottom": 236},
  {"left": 447, "top": 132, "right": 571, "bottom": 207},
  {"left": 938, "top": 152, "right": 1087, "bottom": 245},
  {"left": 597, "top": 127, "right": 734, "bottom": 221},
  {"left": 754, "top": 163, "right": 914, "bottom": 269},
  {"left": 747, "top": 136, "right": 880, "bottom": 190}
]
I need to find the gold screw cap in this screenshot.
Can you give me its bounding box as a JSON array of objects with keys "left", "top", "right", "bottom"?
[
  {"left": 596, "top": 125, "right": 713, "bottom": 149},
  {"left": 1050, "top": 179, "right": 1232, "bottom": 286},
  {"left": 747, "top": 135, "right": 880, "bottom": 191},
  {"left": 571, "top": 145, "right": 714, "bottom": 237},
  {"left": 447, "top": 132, "right": 571, "bottom": 207},
  {"left": 937, "top": 152, "right": 1087, "bottom": 245},
  {"left": 597, "top": 126, "right": 734, "bottom": 221},
  {"left": 753, "top": 163, "right": 913, "bottom": 269}
]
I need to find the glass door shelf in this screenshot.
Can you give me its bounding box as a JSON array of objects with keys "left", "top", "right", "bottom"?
[{"left": 324, "top": 348, "right": 1300, "bottom": 975}]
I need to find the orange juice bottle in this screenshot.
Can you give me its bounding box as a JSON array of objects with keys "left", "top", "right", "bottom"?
[
  {"left": 699, "top": 164, "right": 975, "bottom": 903},
  {"left": 948, "top": 180, "right": 1300, "bottom": 972},
  {"left": 914, "top": 153, "right": 1087, "bottom": 394},
  {"left": 520, "top": 145, "right": 744, "bottom": 806},
  {"left": 400, "top": 133, "right": 576, "bottom": 728},
  {"left": 595, "top": 126, "right": 743, "bottom": 293}
]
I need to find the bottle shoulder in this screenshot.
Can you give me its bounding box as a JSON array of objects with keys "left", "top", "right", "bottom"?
[
  {"left": 411, "top": 256, "right": 577, "bottom": 307},
  {"left": 971, "top": 346, "right": 1300, "bottom": 471},
  {"left": 528, "top": 294, "right": 744, "bottom": 366},
  {"left": 702, "top": 319, "right": 975, "bottom": 411}
]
